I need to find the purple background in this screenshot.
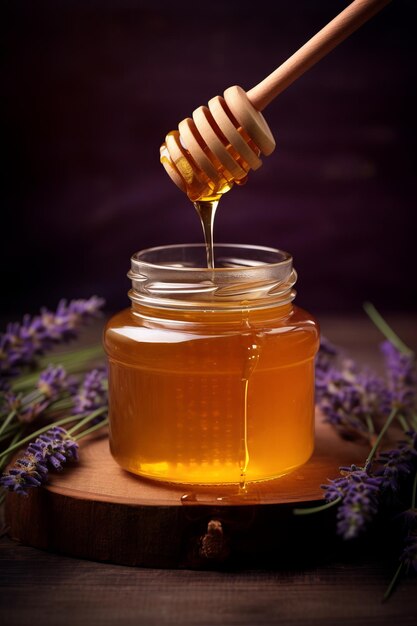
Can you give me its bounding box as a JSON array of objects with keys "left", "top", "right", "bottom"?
[{"left": 2, "top": 0, "right": 416, "bottom": 318}]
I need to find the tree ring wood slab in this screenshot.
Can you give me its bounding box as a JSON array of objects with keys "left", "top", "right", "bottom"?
[{"left": 5, "top": 413, "right": 366, "bottom": 569}]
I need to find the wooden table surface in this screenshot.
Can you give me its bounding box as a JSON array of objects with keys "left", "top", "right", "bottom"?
[{"left": 1, "top": 313, "right": 417, "bottom": 626}]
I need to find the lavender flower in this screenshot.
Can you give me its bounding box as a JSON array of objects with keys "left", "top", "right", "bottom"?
[
  {"left": 0, "top": 296, "right": 104, "bottom": 384},
  {"left": 3, "top": 364, "right": 75, "bottom": 423},
  {"left": 73, "top": 368, "right": 107, "bottom": 417},
  {"left": 322, "top": 465, "right": 383, "bottom": 539},
  {"left": 0, "top": 425, "right": 78, "bottom": 495},
  {"left": 303, "top": 307, "right": 417, "bottom": 598},
  {"left": 375, "top": 431, "right": 417, "bottom": 492},
  {"left": 0, "top": 453, "right": 47, "bottom": 495},
  {"left": 316, "top": 361, "right": 388, "bottom": 440},
  {"left": 27, "top": 426, "right": 79, "bottom": 469},
  {"left": 381, "top": 341, "right": 417, "bottom": 417},
  {"left": 37, "top": 364, "right": 76, "bottom": 399},
  {"left": 315, "top": 336, "right": 339, "bottom": 375},
  {"left": 315, "top": 337, "right": 340, "bottom": 404}
]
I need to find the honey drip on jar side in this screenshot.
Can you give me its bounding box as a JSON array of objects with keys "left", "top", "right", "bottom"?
[{"left": 239, "top": 319, "right": 263, "bottom": 489}]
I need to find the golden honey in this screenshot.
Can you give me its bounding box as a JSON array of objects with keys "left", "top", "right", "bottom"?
[{"left": 104, "top": 244, "right": 319, "bottom": 485}]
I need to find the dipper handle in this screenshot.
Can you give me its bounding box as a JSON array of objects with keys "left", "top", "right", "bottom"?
[{"left": 247, "top": 0, "right": 391, "bottom": 111}]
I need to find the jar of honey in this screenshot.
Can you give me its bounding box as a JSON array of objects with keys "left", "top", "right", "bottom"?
[{"left": 104, "top": 243, "right": 319, "bottom": 485}]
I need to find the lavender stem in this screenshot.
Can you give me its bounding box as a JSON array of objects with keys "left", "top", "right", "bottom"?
[
  {"left": 365, "top": 414, "right": 375, "bottom": 436},
  {"left": 293, "top": 496, "right": 342, "bottom": 516},
  {"left": 68, "top": 407, "right": 107, "bottom": 435},
  {"left": 0, "top": 410, "right": 17, "bottom": 437},
  {"left": 397, "top": 414, "right": 410, "bottom": 432},
  {"left": 383, "top": 562, "right": 404, "bottom": 602},
  {"left": 11, "top": 345, "right": 104, "bottom": 392},
  {"left": 0, "top": 413, "right": 86, "bottom": 459},
  {"left": 364, "top": 408, "right": 398, "bottom": 472},
  {"left": 21, "top": 390, "right": 44, "bottom": 407},
  {"left": 44, "top": 397, "right": 74, "bottom": 413},
  {"left": 363, "top": 302, "right": 414, "bottom": 356},
  {"left": 74, "top": 419, "right": 109, "bottom": 441},
  {"left": 0, "top": 423, "right": 20, "bottom": 443},
  {"left": 0, "top": 428, "right": 24, "bottom": 472}
]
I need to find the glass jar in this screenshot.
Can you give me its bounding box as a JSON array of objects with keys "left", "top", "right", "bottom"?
[{"left": 104, "top": 244, "right": 319, "bottom": 485}]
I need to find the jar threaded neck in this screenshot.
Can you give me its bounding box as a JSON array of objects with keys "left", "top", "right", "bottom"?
[{"left": 128, "top": 243, "right": 297, "bottom": 311}]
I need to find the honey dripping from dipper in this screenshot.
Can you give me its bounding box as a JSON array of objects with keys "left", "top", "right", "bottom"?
[{"left": 159, "top": 87, "right": 275, "bottom": 269}]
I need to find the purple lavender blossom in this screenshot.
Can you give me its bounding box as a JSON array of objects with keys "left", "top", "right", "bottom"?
[
  {"left": 381, "top": 341, "right": 417, "bottom": 417},
  {"left": 0, "top": 296, "right": 104, "bottom": 384},
  {"left": 315, "top": 336, "right": 339, "bottom": 375},
  {"left": 0, "top": 425, "right": 79, "bottom": 496},
  {"left": 37, "top": 364, "right": 76, "bottom": 399},
  {"left": 3, "top": 364, "right": 75, "bottom": 423},
  {"left": 316, "top": 361, "right": 388, "bottom": 440},
  {"left": 322, "top": 465, "right": 383, "bottom": 539},
  {"left": 28, "top": 426, "right": 79, "bottom": 469},
  {"left": 0, "top": 454, "right": 47, "bottom": 495},
  {"left": 375, "top": 431, "right": 417, "bottom": 492},
  {"left": 73, "top": 368, "right": 107, "bottom": 417}
]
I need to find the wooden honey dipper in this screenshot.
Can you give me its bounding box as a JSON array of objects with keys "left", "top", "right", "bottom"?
[{"left": 160, "top": 0, "right": 391, "bottom": 202}]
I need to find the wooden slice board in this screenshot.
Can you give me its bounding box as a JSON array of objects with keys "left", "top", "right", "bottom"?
[{"left": 5, "top": 413, "right": 366, "bottom": 569}]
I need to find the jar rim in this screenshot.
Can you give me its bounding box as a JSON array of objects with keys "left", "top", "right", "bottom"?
[
  {"left": 131, "top": 243, "right": 292, "bottom": 272},
  {"left": 128, "top": 244, "right": 297, "bottom": 311}
]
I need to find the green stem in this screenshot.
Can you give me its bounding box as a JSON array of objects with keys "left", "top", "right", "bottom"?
[
  {"left": 397, "top": 414, "right": 410, "bottom": 432},
  {"left": 68, "top": 407, "right": 107, "bottom": 435},
  {"left": 0, "top": 413, "right": 85, "bottom": 459},
  {"left": 0, "top": 428, "right": 24, "bottom": 472},
  {"left": 364, "top": 407, "right": 398, "bottom": 472},
  {"left": 383, "top": 562, "right": 404, "bottom": 603},
  {"left": 11, "top": 345, "right": 105, "bottom": 392},
  {"left": 0, "top": 422, "right": 20, "bottom": 443},
  {"left": 38, "top": 344, "right": 104, "bottom": 368},
  {"left": 21, "top": 390, "right": 44, "bottom": 406},
  {"left": 293, "top": 497, "right": 342, "bottom": 516},
  {"left": 12, "top": 373, "right": 47, "bottom": 393},
  {"left": 45, "top": 397, "right": 74, "bottom": 413},
  {"left": 365, "top": 414, "right": 375, "bottom": 437},
  {"left": 363, "top": 302, "right": 414, "bottom": 356},
  {"left": 0, "top": 410, "right": 17, "bottom": 437},
  {"left": 74, "top": 418, "right": 109, "bottom": 441}
]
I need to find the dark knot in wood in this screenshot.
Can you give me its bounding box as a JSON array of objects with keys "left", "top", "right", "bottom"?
[{"left": 199, "top": 519, "right": 230, "bottom": 562}]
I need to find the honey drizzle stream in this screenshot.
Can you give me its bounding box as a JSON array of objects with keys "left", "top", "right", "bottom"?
[{"left": 193, "top": 199, "right": 219, "bottom": 270}]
